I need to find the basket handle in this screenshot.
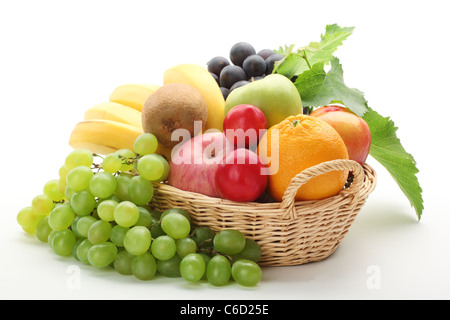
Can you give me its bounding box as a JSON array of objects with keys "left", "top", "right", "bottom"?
[{"left": 279, "top": 159, "right": 365, "bottom": 220}]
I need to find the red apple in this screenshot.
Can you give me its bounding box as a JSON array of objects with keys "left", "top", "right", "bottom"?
[
  {"left": 214, "top": 148, "right": 267, "bottom": 202},
  {"left": 168, "top": 132, "right": 235, "bottom": 197},
  {"left": 310, "top": 104, "right": 371, "bottom": 165},
  {"left": 223, "top": 104, "right": 267, "bottom": 149}
]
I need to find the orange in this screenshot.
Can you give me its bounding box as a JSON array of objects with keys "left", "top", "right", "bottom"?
[{"left": 257, "top": 114, "right": 349, "bottom": 202}]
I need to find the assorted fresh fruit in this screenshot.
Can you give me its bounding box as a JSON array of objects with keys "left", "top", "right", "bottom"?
[
  {"left": 17, "top": 133, "right": 262, "bottom": 287},
  {"left": 17, "top": 24, "right": 424, "bottom": 288}
]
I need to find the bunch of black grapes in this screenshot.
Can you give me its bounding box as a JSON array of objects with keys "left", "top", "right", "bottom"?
[{"left": 207, "top": 42, "right": 283, "bottom": 100}]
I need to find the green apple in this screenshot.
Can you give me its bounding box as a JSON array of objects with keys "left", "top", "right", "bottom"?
[{"left": 224, "top": 74, "right": 303, "bottom": 128}]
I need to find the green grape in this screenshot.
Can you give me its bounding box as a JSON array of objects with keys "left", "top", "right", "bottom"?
[
  {"left": 89, "top": 171, "right": 117, "bottom": 198},
  {"left": 131, "top": 252, "right": 157, "bottom": 280},
  {"left": 114, "top": 201, "right": 139, "bottom": 227},
  {"left": 114, "top": 250, "right": 135, "bottom": 275},
  {"left": 102, "top": 153, "right": 122, "bottom": 173},
  {"left": 149, "top": 210, "right": 166, "bottom": 238},
  {"left": 115, "top": 173, "right": 132, "bottom": 201},
  {"left": 72, "top": 238, "right": 83, "bottom": 261},
  {"left": 231, "top": 259, "right": 262, "bottom": 287},
  {"left": 100, "top": 194, "right": 121, "bottom": 203},
  {"left": 180, "top": 253, "right": 206, "bottom": 282},
  {"left": 21, "top": 225, "right": 37, "bottom": 235},
  {"left": 128, "top": 175, "right": 154, "bottom": 206},
  {"left": 59, "top": 165, "right": 69, "bottom": 183},
  {"left": 110, "top": 225, "right": 129, "bottom": 247},
  {"left": 17, "top": 206, "right": 41, "bottom": 230},
  {"left": 176, "top": 237, "right": 197, "bottom": 258},
  {"left": 35, "top": 216, "right": 53, "bottom": 242},
  {"left": 64, "top": 186, "right": 76, "bottom": 202},
  {"left": 134, "top": 133, "right": 158, "bottom": 155},
  {"left": 230, "top": 238, "right": 262, "bottom": 263},
  {"left": 76, "top": 215, "right": 97, "bottom": 238},
  {"left": 149, "top": 219, "right": 166, "bottom": 238},
  {"left": 31, "top": 194, "right": 55, "bottom": 216},
  {"left": 191, "top": 226, "right": 215, "bottom": 248},
  {"left": 160, "top": 208, "right": 191, "bottom": 223},
  {"left": 58, "top": 177, "right": 67, "bottom": 195},
  {"left": 123, "top": 226, "right": 151, "bottom": 256},
  {"left": 136, "top": 154, "right": 169, "bottom": 182},
  {"left": 213, "top": 229, "right": 246, "bottom": 255},
  {"left": 161, "top": 212, "right": 190, "bottom": 239},
  {"left": 68, "top": 216, "right": 81, "bottom": 239},
  {"left": 206, "top": 254, "right": 232, "bottom": 286},
  {"left": 116, "top": 149, "right": 135, "bottom": 172},
  {"left": 76, "top": 239, "right": 94, "bottom": 264},
  {"left": 151, "top": 235, "right": 176, "bottom": 260},
  {"left": 51, "top": 229, "right": 76, "bottom": 256},
  {"left": 64, "top": 149, "right": 94, "bottom": 171},
  {"left": 135, "top": 206, "right": 152, "bottom": 227},
  {"left": 87, "top": 242, "right": 118, "bottom": 268},
  {"left": 48, "top": 203, "right": 75, "bottom": 231},
  {"left": 47, "top": 230, "right": 58, "bottom": 248},
  {"left": 150, "top": 209, "right": 163, "bottom": 220},
  {"left": 156, "top": 255, "right": 181, "bottom": 278},
  {"left": 71, "top": 190, "right": 96, "bottom": 216},
  {"left": 199, "top": 254, "right": 211, "bottom": 280},
  {"left": 43, "top": 179, "right": 65, "bottom": 202},
  {"left": 88, "top": 220, "right": 112, "bottom": 244},
  {"left": 66, "top": 166, "right": 94, "bottom": 192},
  {"left": 97, "top": 199, "right": 118, "bottom": 221}
]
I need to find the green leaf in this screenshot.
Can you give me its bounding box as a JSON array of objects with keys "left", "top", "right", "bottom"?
[
  {"left": 294, "top": 57, "right": 368, "bottom": 116},
  {"left": 363, "top": 108, "right": 424, "bottom": 220},
  {"left": 274, "top": 24, "right": 354, "bottom": 78},
  {"left": 274, "top": 44, "right": 295, "bottom": 55},
  {"left": 274, "top": 24, "right": 424, "bottom": 219}
]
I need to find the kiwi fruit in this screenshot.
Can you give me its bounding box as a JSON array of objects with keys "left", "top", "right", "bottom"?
[{"left": 142, "top": 83, "right": 208, "bottom": 148}]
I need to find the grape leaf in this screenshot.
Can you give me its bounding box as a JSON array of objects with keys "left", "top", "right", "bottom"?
[
  {"left": 274, "top": 24, "right": 354, "bottom": 79},
  {"left": 274, "top": 24, "right": 424, "bottom": 219},
  {"left": 362, "top": 108, "right": 424, "bottom": 220},
  {"left": 294, "top": 57, "right": 368, "bottom": 116},
  {"left": 275, "top": 44, "right": 295, "bottom": 56}
]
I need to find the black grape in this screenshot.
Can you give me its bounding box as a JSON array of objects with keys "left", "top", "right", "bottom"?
[{"left": 229, "top": 42, "right": 256, "bottom": 67}]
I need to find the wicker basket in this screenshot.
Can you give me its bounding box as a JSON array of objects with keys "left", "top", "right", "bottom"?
[{"left": 150, "top": 159, "right": 376, "bottom": 267}]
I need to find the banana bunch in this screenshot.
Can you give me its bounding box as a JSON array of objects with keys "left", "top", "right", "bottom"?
[
  {"left": 69, "top": 64, "right": 225, "bottom": 160},
  {"left": 69, "top": 84, "right": 163, "bottom": 156},
  {"left": 109, "top": 84, "right": 161, "bottom": 112}
]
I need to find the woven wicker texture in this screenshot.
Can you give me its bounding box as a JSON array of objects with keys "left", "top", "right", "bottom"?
[{"left": 150, "top": 159, "right": 376, "bottom": 267}]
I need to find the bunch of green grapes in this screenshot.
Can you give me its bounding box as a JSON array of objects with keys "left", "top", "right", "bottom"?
[{"left": 16, "top": 133, "right": 262, "bottom": 287}]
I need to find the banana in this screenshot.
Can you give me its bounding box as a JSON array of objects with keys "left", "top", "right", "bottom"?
[
  {"left": 69, "top": 119, "right": 173, "bottom": 160},
  {"left": 109, "top": 84, "right": 160, "bottom": 112},
  {"left": 84, "top": 102, "right": 143, "bottom": 129},
  {"left": 163, "top": 64, "right": 225, "bottom": 131},
  {"left": 69, "top": 119, "right": 143, "bottom": 155}
]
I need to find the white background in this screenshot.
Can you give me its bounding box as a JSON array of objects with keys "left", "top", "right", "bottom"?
[{"left": 1, "top": 0, "right": 449, "bottom": 300}]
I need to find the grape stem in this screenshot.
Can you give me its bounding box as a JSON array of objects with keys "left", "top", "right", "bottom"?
[
  {"left": 91, "top": 163, "right": 102, "bottom": 172},
  {"left": 149, "top": 222, "right": 159, "bottom": 230},
  {"left": 195, "top": 239, "right": 235, "bottom": 261}
]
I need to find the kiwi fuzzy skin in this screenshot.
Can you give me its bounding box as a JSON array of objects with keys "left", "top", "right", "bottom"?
[{"left": 142, "top": 83, "right": 208, "bottom": 148}]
